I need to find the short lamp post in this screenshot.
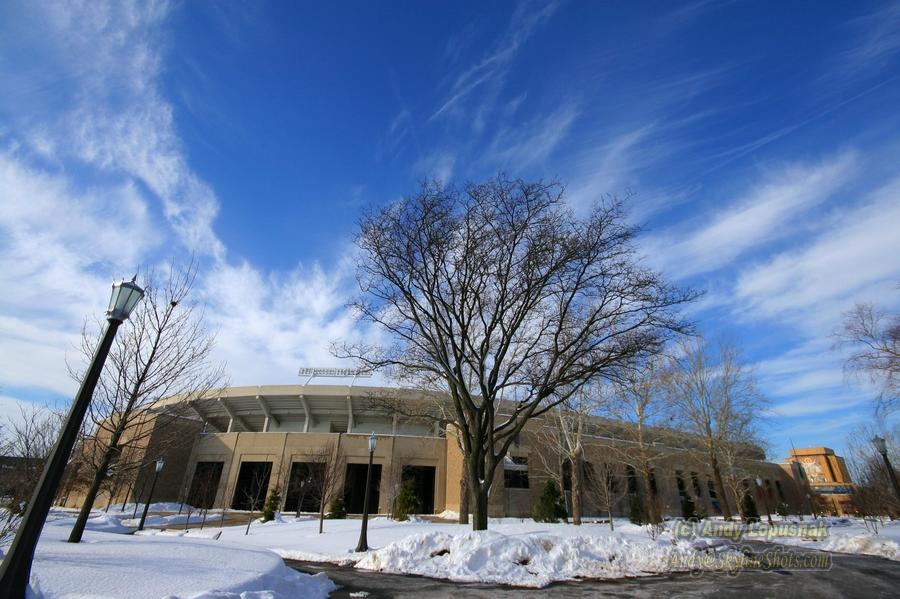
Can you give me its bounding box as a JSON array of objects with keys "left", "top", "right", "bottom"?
[
  {"left": 137, "top": 458, "right": 165, "bottom": 531},
  {"left": 872, "top": 436, "right": 900, "bottom": 504},
  {"left": 355, "top": 432, "right": 377, "bottom": 553},
  {"left": 0, "top": 278, "right": 144, "bottom": 599},
  {"left": 755, "top": 476, "right": 773, "bottom": 526}
]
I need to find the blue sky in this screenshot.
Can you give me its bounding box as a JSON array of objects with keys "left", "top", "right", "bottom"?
[{"left": 1, "top": 1, "right": 899, "bottom": 460}]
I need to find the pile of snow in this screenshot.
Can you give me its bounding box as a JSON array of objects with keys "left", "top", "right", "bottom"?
[
  {"left": 3, "top": 511, "right": 335, "bottom": 598},
  {"left": 354, "top": 530, "right": 734, "bottom": 587},
  {"left": 217, "top": 515, "right": 742, "bottom": 587},
  {"left": 768, "top": 517, "right": 900, "bottom": 561},
  {"left": 820, "top": 533, "right": 900, "bottom": 560},
  {"left": 122, "top": 512, "right": 224, "bottom": 528}
]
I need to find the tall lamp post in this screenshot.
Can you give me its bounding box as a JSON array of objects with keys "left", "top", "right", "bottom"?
[
  {"left": 137, "top": 458, "right": 165, "bottom": 531},
  {"left": 355, "top": 432, "right": 377, "bottom": 552},
  {"left": 872, "top": 436, "right": 900, "bottom": 504},
  {"left": 0, "top": 278, "right": 144, "bottom": 599},
  {"left": 755, "top": 476, "right": 773, "bottom": 526}
]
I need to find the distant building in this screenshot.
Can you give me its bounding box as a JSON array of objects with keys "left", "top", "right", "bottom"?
[
  {"left": 784, "top": 447, "right": 855, "bottom": 516},
  {"left": 59, "top": 384, "right": 851, "bottom": 519}
]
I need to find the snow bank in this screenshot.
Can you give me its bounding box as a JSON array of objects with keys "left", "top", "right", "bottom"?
[
  {"left": 122, "top": 512, "right": 224, "bottom": 528},
  {"left": 16, "top": 514, "right": 336, "bottom": 598},
  {"left": 354, "top": 530, "right": 734, "bottom": 587},
  {"left": 766, "top": 517, "right": 900, "bottom": 562},
  {"left": 820, "top": 533, "right": 900, "bottom": 560}
]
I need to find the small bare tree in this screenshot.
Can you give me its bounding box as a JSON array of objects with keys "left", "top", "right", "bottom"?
[
  {"left": 337, "top": 176, "right": 695, "bottom": 530},
  {"left": 67, "top": 263, "right": 226, "bottom": 543},
  {"left": 583, "top": 458, "right": 627, "bottom": 530},
  {"left": 601, "top": 362, "right": 671, "bottom": 524},
  {"left": 1, "top": 404, "right": 64, "bottom": 514},
  {"left": 303, "top": 440, "right": 346, "bottom": 534},
  {"left": 835, "top": 300, "right": 899, "bottom": 417},
  {"left": 534, "top": 390, "right": 604, "bottom": 525},
  {"left": 243, "top": 464, "right": 272, "bottom": 536},
  {"left": 665, "top": 337, "right": 768, "bottom": 521}
]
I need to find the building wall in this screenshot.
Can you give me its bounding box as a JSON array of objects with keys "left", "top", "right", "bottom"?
[
  {"left": 186, "top": 431, "right": 446, "bottom": 514},
  {"left": 58, "top": 399, "right": 834, "bottom": 521}
]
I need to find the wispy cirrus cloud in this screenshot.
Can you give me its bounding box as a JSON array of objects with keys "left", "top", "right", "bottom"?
[
  {"left": 485, "top": 103, "right": 579, "bottom": 168},
  {"left": 12, "top": 1, "right": 224, "bottom": 259},
  {"left": 645, "top": 150, "right": 858, "bottom": 279},
  {"left": 734, "top": 174, "right": 900, "bottom": 323},
  {"left": 430, "top": 2, "right": 560, "bottom": 124},
  {"left": 0, "top": 1, "right": 365, "bottom": 406},
  {"left": 829, "top": 1, "right": 900, "bottom": 83}
]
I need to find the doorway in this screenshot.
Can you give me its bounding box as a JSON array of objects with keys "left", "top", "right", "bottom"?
[
  {"left": 401, "top": 465, "right": 436, "bottom": 514},
  {"left": 231, "top": 461, "right": 272, "bottom": 511},
  {"left": 284, "top": 461, "right": 325, "bottom": 513},
  {"left": 188, "top": 461, "right": 223, "bottom": 509},
  {"left": 344, "top": 463, "right": 381, "bottom": 514}
]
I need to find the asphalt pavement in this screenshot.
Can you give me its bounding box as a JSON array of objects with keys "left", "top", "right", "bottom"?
[{"left": 288, "top": 543, "right": 900, "bottom": 598}]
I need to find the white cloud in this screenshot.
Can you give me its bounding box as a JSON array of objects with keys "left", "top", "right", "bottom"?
[
  {"left": 17, "top": 1, "right": 224, "bottom": 259},
  {"left": 486, "top": 103, "right": 579, "bottom": 168},
  {"left": 830, "top": 3, "right": 900, "bottom": 82},
  {"left": 647, "top": 151, "right": 857, "bottom": 279},
  {"left": 0, "top": 151, "right": 161, "bottom": 396},
  {"left": 201, "top": 257, "right": 376, "bottom": 387},
  {"left": 734, "top": 174, "right": 900, "bottom": 321},
  {"left": 431, "top": 2, "right": 559, "bottom": 123}
]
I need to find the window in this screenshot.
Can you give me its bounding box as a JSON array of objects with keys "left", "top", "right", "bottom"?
[
  {"left": 707, "top": 479, "right": 718, "bottom": 499},
  {"left": 625, "top": 465, "right": 638, "bottom": 494},
  {"left": 774, "top": 480, "right": 785, "bottom": 502},
  {"left": 649, "top": 469, "right": 658, "bottom": 494},
  {"left": 504, "top": 456, "right": 529, "bottom": 489},
  {"left": 691, "top": 472, "right": 703, "bottom": 497},
  {"left": 675, "top": 470, "right": 688, "bottom": 499}
]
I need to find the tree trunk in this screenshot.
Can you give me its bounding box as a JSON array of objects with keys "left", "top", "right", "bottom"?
[
  {"left": 639, "top": 464, "right": 660, "bottom": 524},
  {"left": 458, "top": 477, "right": 469, "bottom": 524},
  {"left": 465, "top": 452, "right": 490, "bottom": 531},
  {"left": 709, "top": 451, "right": 732, "bottom": 520},
  {"left": 471, "top": 484, "right": 489, "bottom": 531},
  {"left": 608, "top": 506, "right": 614, "bottom": 531},
  {"left": 318, "top": 496, "right": 326, "bottom": 534},
  {"left": 571, "top": 452, "right": 583, "bottom": 525},
  {"left": 68, "top": 440, "right": 120, "bottom": 543}
]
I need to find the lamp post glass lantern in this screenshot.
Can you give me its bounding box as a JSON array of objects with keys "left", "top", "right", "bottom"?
[
  {"left": 138, "top": 458, "right": 165, "bottom": 531},
  {"left": 0, "top": 277, "right": 144, "bottom": 599},
  {"left": 355, "top": 432, "right": 377, "bottom": 552}
]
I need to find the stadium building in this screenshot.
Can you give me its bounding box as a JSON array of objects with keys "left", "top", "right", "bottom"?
[{"left": 61, "top": 382, "right": 850, "bottom": 519}]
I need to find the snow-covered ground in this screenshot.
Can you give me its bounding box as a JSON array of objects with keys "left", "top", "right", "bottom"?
[
  {"left": 1, "top": 509, "right": 335, "bottom": 599},
  {"left": 7, "top": 507, "right": 899, "bottom": 596},
  {"left": 764, "top": 516, "right": 900, "bottom": 561},
  {"left": 217, "top": 515, "right": 739, "bottom": 587}
]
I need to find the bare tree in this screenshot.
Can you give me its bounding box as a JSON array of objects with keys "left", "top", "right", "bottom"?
[
  {"left": 242, "top": 464, "right": 273, "bottom": 536},
  {"left": 337, "top": 176, "right": 694, "bottom": 530},
  {"left": 600, "top": 363, "right": 671, "bottom": 524},
  {"left": 835, "top": 301, "right": 900, "bottom": 417},
  {"left": 844, "top": 423, "right": 900, "bottom": 519},
  {"left": 665, "top": 337, "right": 769, "bottom": 521},
  {"left": 0, "top": 404, "right": 64, "bottom": 543},
  {"left": 583, "top": 458, "right": 627, "bottom": 530},
  {"left": 1, "top": 404, "right": 64, "bottom": 512},
  {"left": 534, "top": 390, "right": 604, "bottom": 524},
  {"left": 67, "top": 263, "right": 226, "bottom": 543},
  {"left": 302, "top": 440, "right": 346, "bottom": 534}
]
